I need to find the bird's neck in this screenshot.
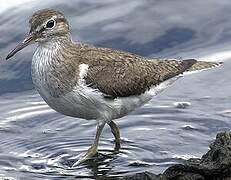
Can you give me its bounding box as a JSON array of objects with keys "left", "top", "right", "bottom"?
[
  {"left": 32, "top": 34, "right": 78, "bottom": 98},
  {"left": 33, "top": 35, "right": 73, "bottom": 66}
]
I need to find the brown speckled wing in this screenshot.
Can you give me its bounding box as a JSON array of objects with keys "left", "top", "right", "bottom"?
[{"left": 80, "top": 47, "right": 196, "bottom": 98}]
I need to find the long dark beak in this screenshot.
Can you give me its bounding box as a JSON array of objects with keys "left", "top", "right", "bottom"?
[{"left": 6, "top": 33, "right": 35, "bottom": 60}]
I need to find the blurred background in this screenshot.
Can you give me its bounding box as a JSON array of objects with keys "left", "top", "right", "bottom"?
[{"left": 0, "top": 0, "right": 231, "bottom": 179}]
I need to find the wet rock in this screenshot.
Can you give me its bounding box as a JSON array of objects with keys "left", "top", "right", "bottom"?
[
  {"left": 122, "top": 132, "right": 231, "bottom": 180},
  {"left": 122, "top": 171, "right": 162, "bottom": 180}
]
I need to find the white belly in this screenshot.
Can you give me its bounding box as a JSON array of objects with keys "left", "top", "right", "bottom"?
[
  {"left": 38, "top": 86, "right": 152, "bottom": 121},
  {"left": 32, "top": 75, "right": 179, "bottom": 121}
]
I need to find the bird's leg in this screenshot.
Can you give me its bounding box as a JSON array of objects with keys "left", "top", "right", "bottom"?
[
  {"left": 108, "top": 121, "right": 121, "bottom": 150},
  {"left": 72, "top": 120, "right": 106, "bottom": 167}
]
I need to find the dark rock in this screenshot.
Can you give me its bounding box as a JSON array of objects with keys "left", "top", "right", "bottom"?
[
  {"left": 122, "top": 132, "right": 231, "bottom": 180},
  {"left": 122, "top": 171, "right": 162, "bottom": 180}
]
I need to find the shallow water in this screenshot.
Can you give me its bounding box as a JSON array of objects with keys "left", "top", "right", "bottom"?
[{"left": 0, "top": 0, "right": 231, "bottom": 179}]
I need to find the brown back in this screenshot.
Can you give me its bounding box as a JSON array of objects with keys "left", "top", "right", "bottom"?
[{"left": 78, "top": 47, "right": 196, "bottom": 97}]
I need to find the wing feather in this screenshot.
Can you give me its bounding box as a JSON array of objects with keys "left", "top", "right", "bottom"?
[{"left": 78, "top": 46, "right": 196, "bottom": 97}]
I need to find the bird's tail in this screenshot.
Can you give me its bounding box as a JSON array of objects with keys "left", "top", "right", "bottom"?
[{"left": 184, "top": 59, "right": 222, "bottom": 75}]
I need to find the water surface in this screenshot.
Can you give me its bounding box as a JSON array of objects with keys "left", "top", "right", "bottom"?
[{"left": 0, "top": 0, "right": 231, "bottom": 179}]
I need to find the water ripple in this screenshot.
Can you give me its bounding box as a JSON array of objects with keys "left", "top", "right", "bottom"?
[{"left": 0, "top": 0, "right": 231, "bottom": 179}]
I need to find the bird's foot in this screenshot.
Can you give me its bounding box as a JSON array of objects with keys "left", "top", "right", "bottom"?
[{"left": 72, "top": 145, "right": 97, "bottom": 167}]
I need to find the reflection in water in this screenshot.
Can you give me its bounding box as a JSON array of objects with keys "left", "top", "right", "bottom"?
[{"left": 0, "top": 0, "right": 231, "bottom": 179}]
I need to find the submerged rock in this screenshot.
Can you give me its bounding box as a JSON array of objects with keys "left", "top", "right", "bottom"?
[
  {"left": 173, "top": 102, "right": 191, "bottom": 109},
  {"left": 122, "top": 132, "right": 231, "bottom": 180}
]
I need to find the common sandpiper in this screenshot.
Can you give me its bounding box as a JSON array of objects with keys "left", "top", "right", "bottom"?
[{"left": 6, "top": 9, "right": 222, "bottom": 166}]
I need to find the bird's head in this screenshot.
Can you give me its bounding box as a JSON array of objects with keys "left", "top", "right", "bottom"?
[{"left": 6, "top": 9, "right": 70, "bottom": 60}]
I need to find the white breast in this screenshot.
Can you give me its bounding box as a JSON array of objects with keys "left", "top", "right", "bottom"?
[{"left": 31, "top": 42, "right": 61, "bottom": 102}]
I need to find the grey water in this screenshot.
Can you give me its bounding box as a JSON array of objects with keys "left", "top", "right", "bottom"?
[{"left": 0, "top": 0, "right": 231, "bottom": 179}]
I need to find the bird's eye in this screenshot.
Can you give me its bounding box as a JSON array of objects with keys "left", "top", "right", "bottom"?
[{"left": 46, "top": 19, "right": 55, "bottom": 29}]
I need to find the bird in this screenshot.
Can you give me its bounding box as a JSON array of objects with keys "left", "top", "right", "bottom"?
[{"left": 6, "top": 9, "right": 222, "bottom": 166}]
